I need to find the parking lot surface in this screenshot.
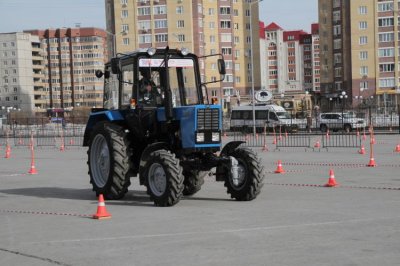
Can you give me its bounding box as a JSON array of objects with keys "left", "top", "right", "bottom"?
[{"left": 1, "top": 135, "right": 399, "bottom": 266}]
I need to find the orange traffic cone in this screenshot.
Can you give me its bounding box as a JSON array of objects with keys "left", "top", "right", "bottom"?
[
  {"left": 262, "top": 144, "right": 268, "bottom": 152},
  {"left": 367, "top": 157, "right": 377, "bottom": 167},
  {"left": 69, "top": 139, "right": 75, "bottom": 145},
  {"left": 358, "top": 144, "right": 365, "bottom": 155},
  {"left": 395, "top": 144, "right": 400, "bottom": 153},
  {"left": 28, "top": 146, "right": 38, "bottom": 175},
  {"left": 93, "top": 194, "right": 111, "bottom": 220},
  {"left": 274, "top": 160, "right": 285, "bottom": 174},
  {"left": 5, "top": 144, "right": 11, "bottom": 159},
  {"left": 272, "top": 137, "right": 277, "bottom": 145},
  {"left": 314, "top": 140, "right": 321, "bottom": 148},
  {"left": 325, "top": 169, "right": 339, "bottom": 187},
  {"left": 60, "top": 143, "right": 65, "bottom": 151}
]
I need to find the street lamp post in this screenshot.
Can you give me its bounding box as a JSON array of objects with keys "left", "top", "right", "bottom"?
[{"left": 249, "top": 0, "right": 263, "bottom": 138}]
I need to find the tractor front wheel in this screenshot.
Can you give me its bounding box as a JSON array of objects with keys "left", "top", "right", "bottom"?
[
  {"left": 144, "top": 150, "right": 184, "bottom": 206},
  {"left": 218, "top": 148, "right": 264, "bottom": 201}
]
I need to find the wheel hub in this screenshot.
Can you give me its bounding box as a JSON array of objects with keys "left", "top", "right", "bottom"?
[
  {"left": 148, "top": 163, "right": 167, "bottom": 197},
  {"left": 90, "top": 134, "right": 110, "bottom": 188}
]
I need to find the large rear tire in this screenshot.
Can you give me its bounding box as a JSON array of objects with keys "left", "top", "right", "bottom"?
[
  {"left": 218, "top": 148, "right": 264, "bottom": 201},
  {"left": 144, "top": 150, "right": 184, "bottom": 206},
  {"left": 182, "top": 170, "right": 206, "bottom": 196},
  {"left": 87, "top": 123, "right": 132, "bottom": 200}
]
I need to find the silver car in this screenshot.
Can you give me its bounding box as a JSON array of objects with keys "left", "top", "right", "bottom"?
[{"left": 318, "top": 112, "right": 366, "bottom": 132}]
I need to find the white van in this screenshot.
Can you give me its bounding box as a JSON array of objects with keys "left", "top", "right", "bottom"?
[{"left": 230, "top": 104, "right": 300, "bottom": 132}]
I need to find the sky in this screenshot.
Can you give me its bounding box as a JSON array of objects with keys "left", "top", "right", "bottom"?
[{"left": 0, "top": 0, "right": 318, "bottom": 33}]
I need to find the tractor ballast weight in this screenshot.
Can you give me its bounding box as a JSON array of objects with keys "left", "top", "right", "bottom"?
[{"left": 83, "top": 47, "right": 264, "bottom": 206}]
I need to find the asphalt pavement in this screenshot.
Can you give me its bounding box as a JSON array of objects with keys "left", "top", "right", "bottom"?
[{"left": 0, "top": 135, "right": 399, "bottom": 266}]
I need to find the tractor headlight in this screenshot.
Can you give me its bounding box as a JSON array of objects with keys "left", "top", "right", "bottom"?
[
  {"left": 196, "top": 132, "right": 205, "bottom": 142},
  {"left": 147, "top": 47, "right": 156, "bottom": 56},
  {"left": 212, "top": 132, "right": 220, "bottom": 142}
]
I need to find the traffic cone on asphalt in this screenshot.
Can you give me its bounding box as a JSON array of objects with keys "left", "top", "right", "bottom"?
[
  {"left": 4, "top": 144, "right": 11, "bottom": 159},
  {"left": 262, "top": 144, "right": 268, "bottom": 152},
  {"left": 358, "top": 144, "right": 366, "bottom": 155},
  {"left": 325, "top": 169, "right": 339, "bottom": 187},
  {"left": 272, "top": 137, "right": 277, "bottom": 145},
  {"left": 367, "top": 157, "right": 377, "bottom": 167},
  {"left": 28, "top": 147, "right": 38, "bottom": 175},
  {"left": 93, "top": 194, "right": 111, "bottom": 220},
  {"left": 274, "top": 160, "right": 285, "bottom": 174},
  {"left": 60, "top": 142, "right": 65, "bottom": 151},
  {"left": 395, "top": 144, "right": 400, "bottom": 153},
  {"left": 314, "top": 139, "right": 321, "bottom": 148},
  {"left": 69, "top": 139, "right": 75, "bottom": 145}
]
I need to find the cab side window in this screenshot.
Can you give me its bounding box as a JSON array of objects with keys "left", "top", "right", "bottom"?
[{"left": 121, "top": 65, "right": 134, "bottom": 106}]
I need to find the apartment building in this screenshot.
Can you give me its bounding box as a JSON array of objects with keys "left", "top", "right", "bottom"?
[
  {"left": 0, "top": 32, "right": 42, "bottom": 114},
  {"left": 260, "top": 23, "right": 319, "bottom": 112},
  {"left": 105, "top": 0, "right": 261, "bottom": 107},
  {"left": 319, "top": 0, "right": 400, "bottom": 109},
  {"left": 24, "top": 28, "right": 108, "bottom": 111}
]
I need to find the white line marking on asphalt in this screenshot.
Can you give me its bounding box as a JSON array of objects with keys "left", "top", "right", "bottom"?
[{"left": 21, "top": 216, "right": 400, "bottom": 245}]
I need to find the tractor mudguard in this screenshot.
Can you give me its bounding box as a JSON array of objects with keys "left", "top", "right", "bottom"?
[
  {"left": 83, "top": 111, "right": 124, "bottom": 146},
  {"left": 220, "top": 141, "right": 245, "bottom": 157},
  {"left": 139, "top": 142, "right": 170, "bottom": 185}
]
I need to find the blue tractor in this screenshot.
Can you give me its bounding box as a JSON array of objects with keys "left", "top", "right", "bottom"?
[{"left": 83, "top": 47, "right": 264, "bottom": 206}]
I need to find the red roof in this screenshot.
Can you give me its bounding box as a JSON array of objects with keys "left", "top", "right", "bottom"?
[
  {"left": 259, "top": 21, "right": 266, "bottom": 39},
  {"left": 283, "top": 30, "right": 309, "bottom": 42},
  {"left": 265, "top": 22, "right": 283, "bottom": 31},
  {"left": 311, "top": 23, "right": 319, "bottom": 35}
]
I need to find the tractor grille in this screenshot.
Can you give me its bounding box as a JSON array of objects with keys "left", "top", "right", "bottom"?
[{"left": 197, "top": 108, "right": 220, "bottom": 130}]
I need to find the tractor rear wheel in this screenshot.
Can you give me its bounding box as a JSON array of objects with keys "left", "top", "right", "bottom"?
[
  {"left": 144, "top": 150, "right": 184, "bottom": 206},
  {"left": 218, "top": 148, "right": 264, "bottom": 201},
  {"left": 87, "top": 123, "right": 132, "bottom": 200},
  {"left": 182, "top": 170, "right": 206, "bottom": 196}
]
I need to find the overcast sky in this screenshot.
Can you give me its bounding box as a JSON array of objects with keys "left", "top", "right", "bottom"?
[{"left": 0, "top": 0, "right": 318, "bottom": 33}]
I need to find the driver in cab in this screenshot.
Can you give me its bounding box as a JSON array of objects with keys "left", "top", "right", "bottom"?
[{"left": 138, "top": 68, "right": 162, "bottom": 106}]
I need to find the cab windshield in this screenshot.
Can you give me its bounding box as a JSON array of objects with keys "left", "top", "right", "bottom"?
[
  {"left": 138, "top": 57, "right": 199, "bottom": 107},
  {"left": 277, "top": 112, "right": 291, "bottom": 119}
]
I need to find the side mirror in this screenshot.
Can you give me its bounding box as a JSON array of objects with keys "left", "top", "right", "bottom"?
[
  {"left": 217, "top": 59, "right": 226, "bottom": 75},
  {"left": 95, "top": 70, "right": 103, "bottom": 78},
  {"left": 111, "top": 58, "right": 121, "bottom": 74}
]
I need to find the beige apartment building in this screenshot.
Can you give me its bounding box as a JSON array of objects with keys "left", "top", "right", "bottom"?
[
  {"left": 105, "top": 0, "right": 261, "bottom": 107},
  {"left": 319, "top": 0, "right": 400, "bottom": 110},
  {"left": 25, "top": 28, "right": 108, "bottom": 111}
]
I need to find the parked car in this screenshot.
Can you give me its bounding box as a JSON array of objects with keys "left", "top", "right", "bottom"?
[{"left": 317, "top": 112, "right": 366, "bottom": 132}]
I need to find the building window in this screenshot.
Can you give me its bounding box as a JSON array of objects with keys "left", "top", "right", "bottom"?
[
  {"left": 378, "top": 17, "right": 394, "bottom": 27},
  {"left": 221, "top": 48, "right": 232, "bottom": 55},
  {"left": 138, "top": 35, "right": 152, "bottom": 44},
  {"left": 379, "top": 63, "right": 395, "bottom": 72},
  {"left": 358, "top": 6, "right": 367, "bottom": 15},
  {"left": 154, "top": 19, "right": 167, "bottom": 29},
  {"left": 122, "top": 24, "right": 129, "bottom": 32},
  {"left": 177, "top": 34, "right": 185, "bottom": 42},
  {"left": 360, "top": 81, "right": 368, "bottom": 89},
  {"left": 177, "top": 20, "right": 184, "bottom": 28},
  {"left": 360, "top": 66, "right": 368, "bottom": 76},
  {"left": 176, "top": 6, "right": 183, "bottom": 14},
  {"left": 138, "top": 7, "right": 150, "bottom": 16},
  {"left": 155, "top": 34, "right": 168, "bottom": 43},
  {"left": 379, "top": 78, "right": 395, "bottom": 87},
  {"left": 154, "top": 5, "right": 167, "bottom": 15},
  {"left": 220, "top": 33, "right": 232, "bottom": 42},
  {"left": 220, "top": 20, "right": 231, "bottom": 29},
  {"left": 359, "top": 51, "right": 368, "bottom": 60},
  {"left": 121, "top": 10, "right": 128, "bottom": 18},
  {"left": 378, "top": 48, "right": 394, "bottom": 57},
  {"left": 359, "top": 36, "right": 368, "bottom": 45},
  {"left": 379, "top": 32, "right": 394, "bottom": 42},
  {"left": 223, "top": 87, "right": 234, "bottom": 96},
  {"left": 220, "top": 7, "right": 231, "bottom": 15},
  {"left": 359, "top": 21, "right": 367, "bottom": 29},
  {"left": 378, "top": 2, "right": 393, "bottom": 12}
]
